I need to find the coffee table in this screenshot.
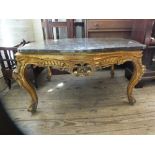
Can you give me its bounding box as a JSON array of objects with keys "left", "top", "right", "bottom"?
[{"left": 13, "top": 38, "right": 146, "bottom": 112}]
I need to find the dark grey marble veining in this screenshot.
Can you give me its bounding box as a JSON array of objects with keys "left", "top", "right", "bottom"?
[{"left": 18, "top": 38, "right": 146, "bottom": 54}]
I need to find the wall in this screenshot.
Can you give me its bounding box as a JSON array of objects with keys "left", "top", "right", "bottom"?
[
  {"left": 0, "top": 19, "right": 44, "bottom": 45},
  {"left": 32, "top": 19, "right": 44, "bottom": 42}
]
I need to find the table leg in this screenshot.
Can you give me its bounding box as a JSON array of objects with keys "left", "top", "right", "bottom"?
[
  {"left": 111, "top": 65, "right": 115, "bottom": 78},
  {"left": 47, "top": 66, "right": 52, "bottom": 81},
  {"left": 13, "top": 64, "right": 38, "bottom": 112},
  {"left": 127, "top": 58, "right": 145, "bottom": 105}
]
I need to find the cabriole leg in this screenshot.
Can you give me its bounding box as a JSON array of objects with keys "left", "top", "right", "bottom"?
[
  {"left": 47, "top": 66, "right": 52, "bottom": 81},
  {"left": 13, "top": 64, "right": 38, "bottom": 113},
  {"left": 111, "top": 65, "right": 115, "bottom": 78},
  {"left": 127, "top": 59, "right": 145, "bottom": 105}
]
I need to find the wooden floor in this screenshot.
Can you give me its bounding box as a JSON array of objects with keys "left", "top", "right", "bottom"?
[{"left": 1, "top": 69, "right": 155, "bottom": 135}]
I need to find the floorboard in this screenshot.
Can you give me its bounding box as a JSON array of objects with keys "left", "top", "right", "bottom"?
[{"left": 1, "top": 69, "right": 155, "bottom": 134}]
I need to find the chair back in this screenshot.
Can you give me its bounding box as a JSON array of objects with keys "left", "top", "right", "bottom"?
[
  {"left": 0, "top": 39, "right": 31, "bottom": 71},
  {"left": 0, "top": 40, "right": 31, "bottom": 88},
  {"left": 0, "top": 47, "right": 18, "bottom": 70}
]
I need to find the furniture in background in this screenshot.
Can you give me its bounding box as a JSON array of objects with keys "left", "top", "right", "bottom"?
[
  {"left": 0, "top": 46, "right": 18, "bottom": 89},
  {"left": 41, "top": 19, "right": 76, "bottom": 76},
  {"left": 41, "top": 19, "right": 85, "bottom": 40},
  {"left": 13, "top": 38, "right": 145, "bottom": 112},
  {"left": 85, "top": 19, "right": 133, "bottom": 77},
  {"left": 0, "top": 40, "right": 29, "bottom": 89},
  {"left": 125, "top": 19, "right": 155, "bottom": 87},
  {"left": 0, "top": 40, "right": 39, "bottom": 89},
  {"left": 85, "top": 19, "right": 133, "bottom": 38},
  {"left": 41, "top": 19, "right": 74, "bottom": 40}
]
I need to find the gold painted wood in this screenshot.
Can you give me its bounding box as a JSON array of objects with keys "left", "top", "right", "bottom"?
[
  {"left": 13, "top": 51, "right": 145, "bottom": 112},
  {"left": 47, "top": 66, "right": 52, "bottom": 81},
  {"left": 111, "top": 65, "right": 115, "bottom": 78}
]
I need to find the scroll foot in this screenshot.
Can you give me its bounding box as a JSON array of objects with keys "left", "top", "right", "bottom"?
[
  {"left": 128, "top": 96, "right": 136, "bottom": 105},
  {"left": 27, "top": 102, "right": 38, "bottom": 113}
]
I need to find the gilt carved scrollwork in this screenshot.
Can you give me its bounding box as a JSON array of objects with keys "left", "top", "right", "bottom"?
[
  {"left": 13, "top": 51, "right": 145, "bottom": 112},
  {"left": 72, "top": 63, "right": 94, "bottom": 76}
]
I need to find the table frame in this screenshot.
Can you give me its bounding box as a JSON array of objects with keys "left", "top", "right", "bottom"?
[{"left": 13, "top": 51, "right": 145, "bottom": 112}]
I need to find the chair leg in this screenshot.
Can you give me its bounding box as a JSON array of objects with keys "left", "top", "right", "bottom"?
[
  {"left": 5, "top": 78, "right": 11, "bottom": 89},
  {"left": 47, "top": 67, "right": 52, "bottom": 81},
  {"left": 8, "top": 79, "right": 12, "bottom": 89},
  {"left": 111, "top": 65, "right": 115, "bottom": 78},
  {"left": 1, "top": 69, "right": 12, "bottom": 89}
]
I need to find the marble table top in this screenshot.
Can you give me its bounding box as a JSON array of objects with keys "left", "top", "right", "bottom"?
[{"left": 18, "top": 38, "right": 146, "bottom": 54}]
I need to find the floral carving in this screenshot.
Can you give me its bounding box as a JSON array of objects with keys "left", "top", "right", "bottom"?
[{"left": 72, "top": 63, "right": 93, "bottom": 76}]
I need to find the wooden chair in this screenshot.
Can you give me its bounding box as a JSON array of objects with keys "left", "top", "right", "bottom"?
[
  {"left": 0, "top": 40, "right": 31, "bottom": 89},
  {"left": 0, "top": 39, "right": 52, "bottom": 89},
  {"left": 0, "top": 46, "right": 17, "bottom": 89}
]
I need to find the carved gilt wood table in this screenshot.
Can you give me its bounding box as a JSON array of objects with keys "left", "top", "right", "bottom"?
[{"left": 13, "top": 38, "right": 146, "bottom": 112}]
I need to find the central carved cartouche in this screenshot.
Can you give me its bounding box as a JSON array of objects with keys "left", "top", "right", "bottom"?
[{"left": 72, "top": 63, "right": 93, "bottom": 76}]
